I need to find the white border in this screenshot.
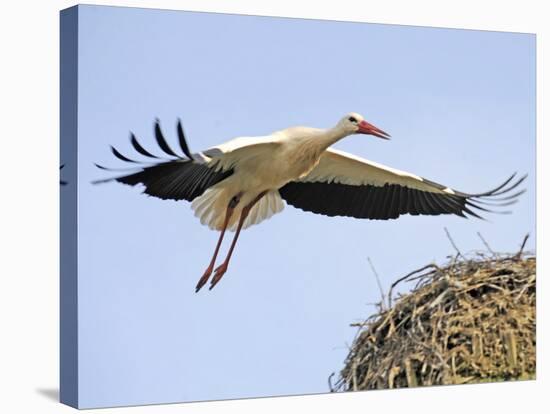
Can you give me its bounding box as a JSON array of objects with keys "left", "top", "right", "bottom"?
[{"left": 0, "top": 1, "right": 545, "bottom": 413}]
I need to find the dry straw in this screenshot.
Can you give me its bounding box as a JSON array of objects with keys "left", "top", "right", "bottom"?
[{"left": 334, "top": 234, "right": 535, "bottom": 391}]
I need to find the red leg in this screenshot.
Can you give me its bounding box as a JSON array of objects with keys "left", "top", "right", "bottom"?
[
  {"left": 209, "top": 192, "right": 267, "bottom": 290},
  {"left": 195, "top": 198, "right": 237, "bottom": 293}
]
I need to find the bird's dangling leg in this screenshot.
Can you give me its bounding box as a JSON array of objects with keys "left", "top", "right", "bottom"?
[
  {"left": 195, "top": 194, "right": 240, "bottom": 293},
  {"left": 209, "top": 191, "right": 267, "bottom": 290}
]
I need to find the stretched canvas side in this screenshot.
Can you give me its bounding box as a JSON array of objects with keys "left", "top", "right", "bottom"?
[{"left": 60, "top": 5, "right": 79, "bottom": 409}]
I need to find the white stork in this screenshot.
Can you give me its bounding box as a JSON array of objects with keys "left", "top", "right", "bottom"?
[{"left": 94, "top": 113, "right": 525, "bottom": 292}]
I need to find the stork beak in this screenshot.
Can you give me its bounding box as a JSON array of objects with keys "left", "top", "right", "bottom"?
[{"left": 357, "top": 120, "right": 391, "bottom": 140}]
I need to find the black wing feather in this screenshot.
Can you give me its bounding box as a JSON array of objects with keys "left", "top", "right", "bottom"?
[
  {"left": 115, "top": 161, "right": 232, "bottom": 201},
  {"left": 154, "top": 120, "right": 180, "bottom": 158},
  {"left": 130, "top": 133, "right": 160, "bottom": 158},
  {"left": 177, "top": 119, "right": 194, "bottom": 160},
  {"left": 111, "top": 146, "right": 138, "bottom": 163},
  {"left": 93, "top": 119, "right": 233, "bottom": 201},
  {"left": 278, "top": 174, "right": 525, "bottom": 221}
]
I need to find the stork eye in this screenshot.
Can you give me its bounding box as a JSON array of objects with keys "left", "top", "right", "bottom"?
[{"left": 348, "top": 116, "right": 358, "bottom": 123}]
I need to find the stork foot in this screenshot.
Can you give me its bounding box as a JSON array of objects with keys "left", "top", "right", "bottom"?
[
  {"left": 209, "top": 263, "right": 228, "bottom": 290},
  {"left": 195, "top": 266, "right": 213, "bottom": 293}
]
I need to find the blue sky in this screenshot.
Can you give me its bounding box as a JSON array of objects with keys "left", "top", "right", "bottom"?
[{"left": 72, "top": 5, "right": 535, "bottom": 408}]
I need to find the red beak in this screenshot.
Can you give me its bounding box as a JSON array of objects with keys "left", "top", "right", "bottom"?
[{"left": 357, "top": 120, "right": 391, "bottom": 140}]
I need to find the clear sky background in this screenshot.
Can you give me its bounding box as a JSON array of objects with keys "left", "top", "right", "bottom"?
[{"left": 72, "top": 5, "right": 535, "bottom": 408}]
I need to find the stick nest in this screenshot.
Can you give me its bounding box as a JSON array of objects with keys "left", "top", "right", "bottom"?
[{"left": 335, "top": 248, "right": 536, "bottom": 391}]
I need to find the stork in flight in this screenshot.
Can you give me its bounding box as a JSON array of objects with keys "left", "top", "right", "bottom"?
[{"left": 94, "top": 113, "right": 525, "bottom": 292}]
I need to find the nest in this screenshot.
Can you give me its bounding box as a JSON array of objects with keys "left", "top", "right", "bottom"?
[{"left": 334, "top": 239, "right": 536, "bottom": 391}]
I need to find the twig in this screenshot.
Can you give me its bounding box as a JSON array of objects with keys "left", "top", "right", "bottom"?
[
  {"left": 477, "top": 232, "right": 496, "bottom": 256},
  {"left": 328, "top": 372, "right": 336, "bottom": 392},
  {"left": 514, "top": 233, "right": 530, "bottom": 260},
  {"left": 368, "top": 257, "right": 387, "bottom": 311},
  {"left": 388, "top": 264, "right": 440, "bottom": 307},
  {"left": 444, "top": 227, "right": 463, "bottom": 258},
  {"left": 352, "top": 361, "right": 358, "bottom": 391}
]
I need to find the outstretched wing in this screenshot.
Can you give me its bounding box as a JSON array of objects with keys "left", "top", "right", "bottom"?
[
  {"left": 279, "top": 148, "right": 525, "bottom": 220},
  {"left": 93, "top": 120, "right": 233, "bottom": 201}
]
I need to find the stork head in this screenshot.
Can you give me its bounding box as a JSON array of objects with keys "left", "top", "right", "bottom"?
[{"left": 338, "top": 112, "right": 391, "bottom": 140}]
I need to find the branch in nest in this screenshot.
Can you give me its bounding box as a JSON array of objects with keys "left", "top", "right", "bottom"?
[
  {"left": 444, "top": 227, "right": 463, "bottom": 258},
  {"left": 513, "top": 233, "right": 530, "bottom": 261},
  {"left": 388, "top": 264, "right": 440, "bottom": 307},
  {"left": 477, "top": 232, "right": 496, "bottom": 257},
  {"left": 368, "top": 257, "right": 387, "bottom": 311}
]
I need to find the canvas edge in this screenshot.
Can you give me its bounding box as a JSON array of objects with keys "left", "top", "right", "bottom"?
[{"left": 60, "top": 4, "right": 79, "bottom": 409}]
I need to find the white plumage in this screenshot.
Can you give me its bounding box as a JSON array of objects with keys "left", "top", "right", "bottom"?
[{"left": 192, "top": 188, "right": 284, "bottom": 231}]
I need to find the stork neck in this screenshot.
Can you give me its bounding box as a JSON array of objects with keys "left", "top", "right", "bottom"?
[{"left": 317, "top": 125, "right": 349, "bottom": 150}]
